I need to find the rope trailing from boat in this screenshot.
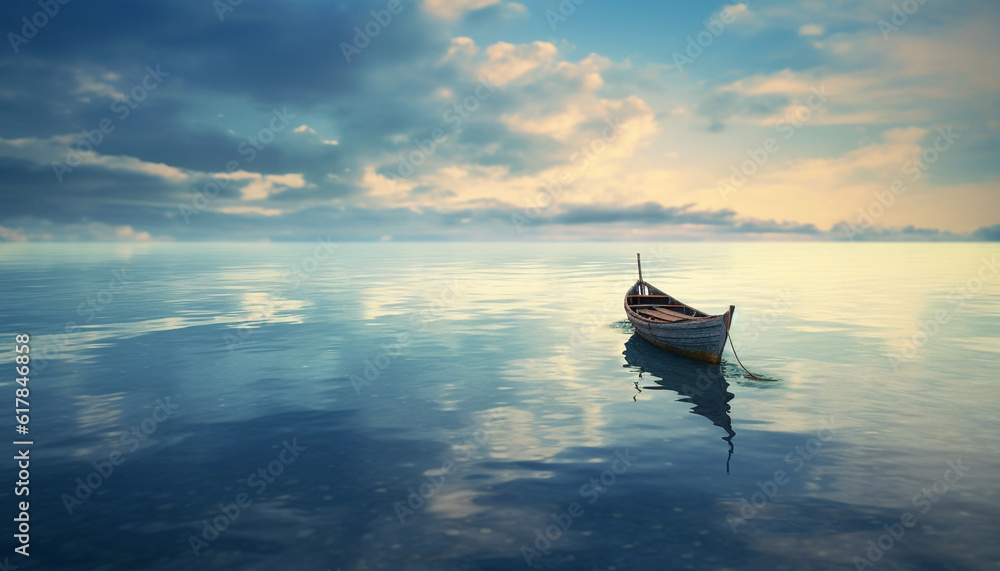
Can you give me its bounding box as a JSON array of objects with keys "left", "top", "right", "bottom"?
[{"left": 727, "top": 335, "right": 778, "bottom": 381}]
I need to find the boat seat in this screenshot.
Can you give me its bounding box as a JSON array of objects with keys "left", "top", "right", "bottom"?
[{"left": 636, "top": 308, "right": 688, "bottom": 322}]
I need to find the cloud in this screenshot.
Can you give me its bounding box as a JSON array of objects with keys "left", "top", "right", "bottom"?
[
  {"left": 0, "top": 0, "right": 996, "bottom": 242},
  {"left": 480, "top": 41, "right": 559, "bottom": 85},
  {"left": 971, "top": 224, "right": 1000, "bottom": 241},
  {"left": 798, "top": 24, "right": 823, "bottom": 36},
  {"left": 829, "top": 223, "right": 966, "bottom": 242},
  {"left": 228, "top": 172, "right": 307, "bottom": 201},
  {"left": 709, "top": 3, "right": 762, "bottom": 33},
  {"left": 424, "top": 0, "right": 523, "bottom": 20},
  {"left": 536, "top": 202, "right": 820, "bottom": 237},
  {"left": 71, "top": 68, "right": 125, "bottom": 100},
  {"left": 549, "top": 203, "right": 736, "bottom": 226},
  {"left": 0, "top": 217, "right": 164, "bottom": 242},
  {"left": 115, "top": 225, "right": 153, "bottom": 241},
  {"left": 216, "top": 206, "right": 284, "bottom": 217},
  {"left": 0, "top": 226, "right": 28, "bottom": 242}
]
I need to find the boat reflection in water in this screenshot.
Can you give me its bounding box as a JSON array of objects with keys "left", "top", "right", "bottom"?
[{"left": 623, "top": 333, "right": 737, "bottom": 473}]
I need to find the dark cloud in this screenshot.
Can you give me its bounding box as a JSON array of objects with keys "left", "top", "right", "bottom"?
[
  {"left": 729, "top": 220, "right": 820, "bottom": 235},
  {"left": 0, "top": 0, "right": 585, "bottom": 238},
  {"left": 1, "top": 1, "right": 434, "bottom": 104},
  {"left": 829, "top": 222, "right": 967, "bottom": 242},
  {"left": 528, "top": 203, "right": 822, "bottom": 236},
  {"left": 971, "top": 224, "right": 1000, "bottom": 241},
  {"left": 0, "top": 156, "right": 185, "bottom": 223},
  {"left": 549, "top": 202, "right": 737, "bottom": 226}
]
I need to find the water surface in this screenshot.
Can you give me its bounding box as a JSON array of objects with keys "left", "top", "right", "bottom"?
[{"left": 1, "top": 242, "right": 997, "bottom": 570}]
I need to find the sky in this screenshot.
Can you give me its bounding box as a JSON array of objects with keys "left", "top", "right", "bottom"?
[{"left": 0, "top": 0, "right": 998, "bottom": 242}]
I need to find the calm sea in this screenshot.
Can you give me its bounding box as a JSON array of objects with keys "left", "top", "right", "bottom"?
[{"left": 1, "top": 242, "right": 998, "bottom": 570}]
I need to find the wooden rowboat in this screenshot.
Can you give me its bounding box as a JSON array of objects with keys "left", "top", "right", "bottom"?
[{"left": 624, "top": 254, "right": 735, "bottom": 364}]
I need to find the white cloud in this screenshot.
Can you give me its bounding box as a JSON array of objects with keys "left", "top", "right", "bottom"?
[
  {"left": 0, "top": 218, "right": 162, "bottom": 242},
  {"left": 444, "top": 36, "right": 478, "bottom": 60},
  {"left": 106, "top": 157, "right": 189, "bottom": 181},
  {"left": 480, "top": 41, "right": 558, "bottom": 85},
  {"left": 115, "top": 225, "right": 153, "bottom": 241},
  {"left": 227, "top": 172, "right": 307, "bottom": 201},
  {"left": 423, "top": 0, "right": 501, "bottom": 19},
  {"left": 0, "top": 226, "right": 28, "bottom": 242},
  {"left": 707, "top": 2, "right": 761, "bottom": 33},
  {"left": 216, "top": 206, "right": 284, "bottom": 216},
  {"left": 798, "top": 24, "right": 824, "bottom": 36},
  {"left": 71, "top": 69, "right": 124, "bottom": 100},
  {"left": 0, "top": 135, "right": 189, "bottom": 181},
  {"left": 360, "top": 41, "right": 661, "bottom": 218}
]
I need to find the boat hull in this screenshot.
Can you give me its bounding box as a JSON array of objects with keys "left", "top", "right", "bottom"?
[
  {"left": 626, "top": 312, "right": 730, "bottom": 363},
  {"left": 624, "top": 281, "right": 733, "bottom": 364}
]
